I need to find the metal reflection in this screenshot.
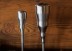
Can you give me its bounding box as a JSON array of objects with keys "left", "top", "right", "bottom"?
[
  {"left": 18, "top": 10, "right": 27, "bottom": 51},
  {"left": 35, "top": 3, "right": 49, "bottom": 51}
]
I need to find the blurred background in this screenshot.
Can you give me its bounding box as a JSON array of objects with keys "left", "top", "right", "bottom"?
[{"left": 0, "top": 0, "right": 72, "bottom": 51}]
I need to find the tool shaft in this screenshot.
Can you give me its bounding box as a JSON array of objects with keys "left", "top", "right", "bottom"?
[
  {"left": 21, "top": 28, "right": 24, "bottom": 51},
  {"left": 41, "top": 32, "right": 45, "bottom": 51},
  {"left": 42, "top": 38, "right": 45, "bottom": 51}
]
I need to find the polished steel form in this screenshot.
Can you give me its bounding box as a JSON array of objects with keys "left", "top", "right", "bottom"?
[
  {"left": 18, "top": 10, "right": 26, "bottom": 51},
  {"left": 35, "top": 3, "right": 49, "bottom": 51}
]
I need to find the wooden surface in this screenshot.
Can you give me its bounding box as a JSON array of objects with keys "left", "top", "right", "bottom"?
[{"left": 0, "top": 0, "right": 72, "bottom": 48}]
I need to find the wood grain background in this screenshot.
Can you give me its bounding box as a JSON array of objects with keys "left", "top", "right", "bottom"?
[{"left": 0, "top": 0, "right": 72, "bottom": 49}]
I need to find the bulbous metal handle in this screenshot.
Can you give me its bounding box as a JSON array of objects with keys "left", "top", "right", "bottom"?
[
  {"left": 18, "top": 10, "right": 26, "bottom": 30},
  {"left": 35, "top": 3, "right": 50, "bottom": 51},
  {"left": 18, "top": 10, "right": 27, "bottom": 51}
]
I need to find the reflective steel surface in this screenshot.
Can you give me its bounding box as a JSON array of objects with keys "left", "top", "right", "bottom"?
[
  {"left": 18, "top": 10, "right": 27, "bottom": 51},
  {"left": 35, "top": 3, "right": 49, "bottom": 51}
]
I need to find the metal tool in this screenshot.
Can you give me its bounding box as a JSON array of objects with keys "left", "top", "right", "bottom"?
[
  {"left": 35, "top": 3, "right": 49, "bottom": 51},
  {"left": 18, "top": 10, "right": 27, "bottom": 51}
]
